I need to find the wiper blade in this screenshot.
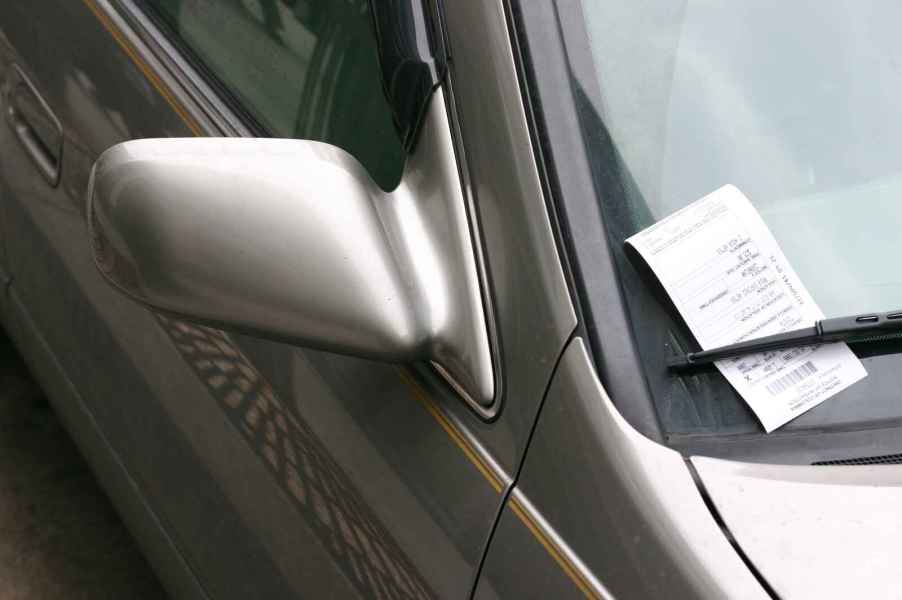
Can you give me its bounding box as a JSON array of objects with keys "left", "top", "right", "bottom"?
[{"left": 668, "top": 309, "right": 902, "bottom": 371}]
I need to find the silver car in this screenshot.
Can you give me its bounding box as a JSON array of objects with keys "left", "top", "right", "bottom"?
[{"left": 0, "top": 0, "right": 899, "bottom": 598}]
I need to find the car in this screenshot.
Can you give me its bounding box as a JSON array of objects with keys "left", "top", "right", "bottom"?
[{"left": 0, "top": 0, "right": 900, "bottom": 598}]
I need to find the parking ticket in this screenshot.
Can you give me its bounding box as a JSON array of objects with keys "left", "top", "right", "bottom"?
[{"left": 626, "top": 185, "right": 866, "bottom": 432}]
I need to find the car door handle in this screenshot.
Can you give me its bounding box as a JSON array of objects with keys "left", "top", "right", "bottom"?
[{"left": 5, "top": 64, "right": 63, "bottom": 187}]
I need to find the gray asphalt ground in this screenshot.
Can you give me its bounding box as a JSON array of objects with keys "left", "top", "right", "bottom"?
[{"left": 0, "top": 330, "right": 165, "bottom": 599}]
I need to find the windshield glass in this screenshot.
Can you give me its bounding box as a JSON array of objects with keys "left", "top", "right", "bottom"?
[{"left": 576, "top": 1, "right": 902, "bottom": 437}]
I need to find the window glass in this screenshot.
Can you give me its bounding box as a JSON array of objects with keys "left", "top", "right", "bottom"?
[
  {"left": 571, "top": 0, "right": 902, "bottom": 436},
  {"left": 151, "top": 0, "right": 405, "bottom": 190}
]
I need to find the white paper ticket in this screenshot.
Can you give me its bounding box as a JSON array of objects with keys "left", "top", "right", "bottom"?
[{"left": 626, "top": 185, "right": 866, "bottom": 432}]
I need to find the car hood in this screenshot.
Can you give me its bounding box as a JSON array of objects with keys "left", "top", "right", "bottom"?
[{"left": 691, "top": 456, "right": 902, "bottom": 599}]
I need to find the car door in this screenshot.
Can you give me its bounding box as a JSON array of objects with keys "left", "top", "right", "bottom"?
[{"left": 0, "top": 0, "right": 575, "bottom": 597}]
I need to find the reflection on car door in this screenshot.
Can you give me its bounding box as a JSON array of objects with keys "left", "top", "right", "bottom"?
[{"left": 0, "top": 0, "right": 577, "bottom": 597}]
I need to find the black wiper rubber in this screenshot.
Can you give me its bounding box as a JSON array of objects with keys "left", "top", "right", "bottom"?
[{"left": 668, "top": 309, "right": 902, "bottom": 371}]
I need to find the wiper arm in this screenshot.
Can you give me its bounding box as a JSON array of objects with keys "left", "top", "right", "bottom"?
[{"left": 668, "top": 309, "right": 902, "bottom": 371}]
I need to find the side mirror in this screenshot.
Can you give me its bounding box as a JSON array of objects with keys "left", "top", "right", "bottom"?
[{"left": 87, "top": 91, "right": 495, "bottom": 409}]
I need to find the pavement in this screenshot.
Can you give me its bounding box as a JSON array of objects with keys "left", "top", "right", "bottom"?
[{"left": 0, "top": 331, "right": 165, "bottom": 599}]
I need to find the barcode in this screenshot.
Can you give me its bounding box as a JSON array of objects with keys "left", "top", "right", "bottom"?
[{"left": 766, "top": 361, "right": 818, "bottom": 396}]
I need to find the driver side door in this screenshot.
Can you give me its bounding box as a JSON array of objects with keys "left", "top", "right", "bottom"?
[{"left": 0, "top": 0, "right": 575, "bottom": 597}]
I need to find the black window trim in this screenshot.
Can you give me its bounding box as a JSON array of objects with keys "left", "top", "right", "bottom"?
[{"left": 110, "top": 0, "right": 267, "bottom": 138}]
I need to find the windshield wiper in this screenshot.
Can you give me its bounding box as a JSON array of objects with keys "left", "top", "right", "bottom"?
[{"left": 668, "top": 309, "right": 902, "bottom": 371}]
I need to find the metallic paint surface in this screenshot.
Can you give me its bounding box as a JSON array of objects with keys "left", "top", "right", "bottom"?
[
  {"left": 88, "top": 89, "right": 496, "bottom": 408},
  {"left": 108, "top": 0, "right": 575, "bottom": 516},
  {"left": 0, "top": 1, "right": 512, "bottom": 597},
  {"left": 53, "top": 4, "right": 902, "bottom": 597},
  {"left": 439, "top": 0, "right": 578, "bottom": 476},
  {"left": 476, "top": 338, "right": 768, "bottom": 600},
  {"left": 0, "top": 0, "right": 598, "bottom": 597},
  {"left": 693, "top": 456, "right": 902, "bottom": 599},
  {"left": 507, "top": 489, "right": 611, "bottom": 599}
]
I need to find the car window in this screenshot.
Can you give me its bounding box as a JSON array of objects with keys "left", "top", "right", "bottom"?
[
  {"left": 150, "top": 0, "right": 405, "bottom": 190},
  {"left": 570, "top": 0, "right": 902, "bottom": 436}
]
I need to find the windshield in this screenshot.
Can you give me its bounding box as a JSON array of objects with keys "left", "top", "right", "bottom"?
[{"left": 576, "top": 1, "right": 902, "bottom": 438}]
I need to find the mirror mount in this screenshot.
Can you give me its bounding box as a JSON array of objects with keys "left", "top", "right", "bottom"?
[
  {"left": 87, "top": 88, "right": 497, "bottom": 411},
  {"left": 369, "top": 0, "right": 447, "bottom": 151}
]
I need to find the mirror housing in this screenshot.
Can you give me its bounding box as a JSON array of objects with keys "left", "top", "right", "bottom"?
[{"left": 87, "top": 91, "right": 495, "bottom": 409}]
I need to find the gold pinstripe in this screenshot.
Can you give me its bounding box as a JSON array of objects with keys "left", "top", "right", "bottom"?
[
  {"left": 77, "top": 2, "right": 601, "bottom": 596},
  {"left": 397, "top": 369, "right": 504, "bottom": 493},
  {"left": 509, "top": 495, "right": 600, "bottom": 599},
  {"left": 80, "top": 0, "right": 203, "bottom": 136}
]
